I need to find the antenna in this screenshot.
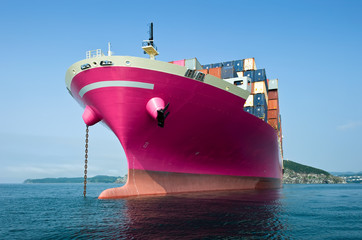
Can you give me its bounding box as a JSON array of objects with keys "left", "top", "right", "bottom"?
[{"left": 149, "top": 22, "right": 154, "bottom": 45}]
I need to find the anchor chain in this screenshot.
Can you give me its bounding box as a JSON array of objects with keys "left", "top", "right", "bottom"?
[{"left": 83, "top": 125, "right": 89, "bottom": 197}]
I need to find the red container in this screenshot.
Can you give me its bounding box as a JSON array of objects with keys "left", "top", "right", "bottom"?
[
  {"left": 268, "top": 99, "right": 279, "bottom": 110},
  {"left": 268, "top": 90, "right": 278, "bottom": 100},
  {"left": 198, "top": 69, "right": 209, "bottom": 74},
  {"left": 209, "top": 67, "right": 222, "bottom": 78},
  {"left": 268, "top": 119, "right": 278, "bottom": 130},
  {"left": 267, "top": 109, "right": 279, "bottom": 119}
]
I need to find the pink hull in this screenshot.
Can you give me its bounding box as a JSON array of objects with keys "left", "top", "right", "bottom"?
[{"left": 70, "top": 65, "right": 282, "bottom": 198}]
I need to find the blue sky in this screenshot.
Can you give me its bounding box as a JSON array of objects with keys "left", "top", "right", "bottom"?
[{"left": 0, "top": 0, "right": 361, "bottom": 183}]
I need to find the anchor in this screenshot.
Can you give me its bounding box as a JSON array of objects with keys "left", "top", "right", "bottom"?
[{"left": 157, "top": 103, "right": 170, "bottom": 128}]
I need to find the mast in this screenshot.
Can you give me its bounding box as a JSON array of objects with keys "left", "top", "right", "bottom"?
[{"left": 142, "top": 22, "right": 159, "bottom": 60}]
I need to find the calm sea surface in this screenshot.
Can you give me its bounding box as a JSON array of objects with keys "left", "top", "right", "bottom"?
[{"left": 1, "top": 183, "right": 362, "bottom": 239}]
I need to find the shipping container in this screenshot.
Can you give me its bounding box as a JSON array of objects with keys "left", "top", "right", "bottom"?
[
  {"left": 221, "top": 66, "right": 237, "bottom": 79},
  {"left": 244, "top": 70, "right": 256, "bottom": 82},
  {"left": 254, "top": 105, "right": 267, "bottom": 120},
  {"left": 223, "top": 61, "right": 233, "bottom": 67},
  {"left": 269, "top": 79, "right": 278, "bottom": 90},
  {"left": 173, "top": 59, "right": 185, "bottom": 66},
  {"left": 209, "top": 67, "right": 222, "bottom": 78},
  {"left": 254, "top": 81, "right": 268, "bottom": 95},
  {"left": 244, "top": 58, "right": 256, "bottom": 71},
  {"left": 185, "top": 58, "right": 202, "bottom": 70},
  {"left": 268, "top": 119, "right": 278, "bottom": 130},
  {"left": 244, "top": 106, "right": 254, "bottom": 114},
  {"left": 268, "top": 99, "right": 279, "bottom": 110},
  {"left": 244, "top": 94, "right": 254, "bottom": 107},
  {"left": 268, "top": 89, "right": 278, "bottom": 100},
  {"left": 203, "top": 64, "right": 212, "bottom": 70},
  {"left": 233, "top": 59, "right": 244, "bottom": 72},
  {"left": 254, "top": 93, "right": 267, "bottom": 106},
  {"left": 212, "top": 63, "right": 223, "bottom": 68},
  {"left": 255, "top": 69, "right": 266, "bottom": 81},
  {"left": 236, "top": 71, "right": 243, "bottom": 77},
  {"left": 198, "top": 69, "right": 209, "bottom": 75},
  {"left": 267, "top": 109, "right": 279, "bottom": 119}
]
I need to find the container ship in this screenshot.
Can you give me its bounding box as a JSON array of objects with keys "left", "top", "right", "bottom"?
[{"left": 65, "top": 25, "right": 284, "bottom": 199}]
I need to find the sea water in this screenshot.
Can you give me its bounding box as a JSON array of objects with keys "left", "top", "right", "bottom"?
[{"left": 1, "top": 183, "right": 362, "bottom": 239}]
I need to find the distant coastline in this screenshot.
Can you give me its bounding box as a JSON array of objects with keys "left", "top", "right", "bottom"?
[
  {"left": 23, "top": 175, "right": 127, "bottom": 184},
  {"left": 23, "top": 160, "right": 361, "bottom": 184}
]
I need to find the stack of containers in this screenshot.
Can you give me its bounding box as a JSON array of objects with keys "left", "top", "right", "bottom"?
[
  {"left": 242, "top": 68, "right": 268, "bottom": 122},
  {"left": 203, "top": 59, "right": 246, "bottom": 79},
  {"left": 267, "top": 79, "right": 279, "bottom": 129},
  {"left": 268, "top": 78, "right": 283, "bottom": 158}
]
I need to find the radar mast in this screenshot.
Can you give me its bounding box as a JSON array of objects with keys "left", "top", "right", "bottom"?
[{"left": 142, "top": 22, "right": 159, "bottom": 60}]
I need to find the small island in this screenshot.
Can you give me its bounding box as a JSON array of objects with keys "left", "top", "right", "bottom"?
[{"left": 282, "top": 160, "right": 346, "bottom": 184}]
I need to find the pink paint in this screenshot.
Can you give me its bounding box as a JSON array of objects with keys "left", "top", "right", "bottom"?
[
  {"left": 70, "top": 66, "right": 282, "bottom": 182},
  {"left": 172, "top": 59, "right": 185, "bottom": 66},
  {"left": 146, "top": 97, "right": 165, "bottom": 120},
  {"left": 82, "top": 105, "right": 102, "bottom": 126}
]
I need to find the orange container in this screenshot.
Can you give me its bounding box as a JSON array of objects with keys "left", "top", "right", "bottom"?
[
  {"left": 268, "top": 90, "right": 278, "bottom": 100},
  {"left": 268, "top": 99, "right": 279, "bottom": 110},
  {"left": 268, "top": 119, "right": 278, "bottom": 130},
  {"left": 198, "top": 69, "right": 209, "bottom": 74},
  {"left": 251, "top": 82, "right": 255, "bottom": 94},
  {"left": 208, "top": 67, "right": 222, "bottom": 78},
  {"left": 267, "top": 109, "right": 279, "bottom": 119}
]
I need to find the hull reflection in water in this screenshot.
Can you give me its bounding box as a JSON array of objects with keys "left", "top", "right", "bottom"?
[{"left": 109, "top": 189, "right": 285, "bottom": 239}]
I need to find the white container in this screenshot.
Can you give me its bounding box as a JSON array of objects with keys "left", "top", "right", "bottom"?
[
  {"left": 185, "top": 58, "right": 202, "bottom": 70},
  {"left": 244, "top": 94, "right": 254, "bottom": 107},
  {"left": 254, "top": 81, "right": 267, "bottom": 94},
  {"left": 269, "top": 79, "right": 278, "bottom": 90},
  {"left": 243, "top": 58, "right": 256, "bottom": 71}
]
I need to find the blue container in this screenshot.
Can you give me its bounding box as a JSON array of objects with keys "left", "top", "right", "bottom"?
[
  {"left": 222, "top": 61, "right": 234, "bottom": 67},
  {"left": 244, "top": 70, "right": 256, "bottom": 82},
  {"left": 212, "top": 62, "right": 223, "bottom": 68},
  {"left": 203, "top": 64, "right": 212, "bottom": 70},
  {"left": 255, "top": 69, "right": 266, "bottom": 82},
  {"left": 244, "top": 107, "right": 254, "bottom": 115},
  {"left": 254, "top": 93, "right": 267, "bottom": 106},
  {"left": 254, "top": 105, "right": 267, "bottom": 120},
  {"left": 233, "top": 59, "right": 244, "bottom": 72},
  {"left": 221, "top": 66, "right": 237, "bottom": 79}
]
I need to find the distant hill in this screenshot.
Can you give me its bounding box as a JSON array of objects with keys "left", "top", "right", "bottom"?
[
  {"left": 283, "top": 160, "right": 345, "bottom": 184},
  {"left": 24, "top": 175, "right": 127, "bottom": 184},
  {"left": 283, "top": 160, "right": 331, "bottom": 175}
]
